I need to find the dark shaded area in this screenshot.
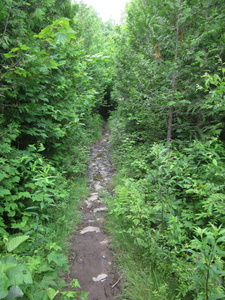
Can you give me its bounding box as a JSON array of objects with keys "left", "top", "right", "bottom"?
[{"left": 98, "top": 85, "right": 115, "bottom": 120}]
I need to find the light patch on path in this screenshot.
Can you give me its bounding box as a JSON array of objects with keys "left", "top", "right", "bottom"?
[
  {"left": 93, "top": 207, "right": 108, "bottom": 213},
  {"left": 85, "top": 192, "right": 99, "bottom": 208},
  {"left": 100, "top": 239, "right": 109, "bottom": 244},
  {"left": 88, "top": 193, "right": 99, "bottom": 201},
  {"left": 94, "top": 183, "right": 103, "bottom": 190},
  {"left": 80, "top": 226, "right": 100, "bottom": 234},
  {"left": 92, "top": 274, "right": 108, "bottom": 282}
]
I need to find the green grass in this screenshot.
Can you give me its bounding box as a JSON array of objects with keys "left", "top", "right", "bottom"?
[
  {"left": 117, "top": 265, "right": 169, "bottom": 300},
  {"left": 105, "top": 217, "right": 177, "bottom": 300},
  {"left": 104, "top": 174, "right": 178, "bottom": 300},
  {"left": 48, "top": 177, "right": 89, "bottom": 250}
]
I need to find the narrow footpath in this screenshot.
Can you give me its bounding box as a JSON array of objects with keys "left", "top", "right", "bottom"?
[{"left": 67, "top": 124, "right": 121, "bottom": 300}]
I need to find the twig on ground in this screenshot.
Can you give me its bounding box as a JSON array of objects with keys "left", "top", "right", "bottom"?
[{"left": 112, "top": 276, "right": 122, "bottom": 289}]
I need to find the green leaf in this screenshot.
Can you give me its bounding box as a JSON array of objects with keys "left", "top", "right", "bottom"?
[
  {"left": 0, "top": 188, "right": 11, "bottom": 197},
  {"left": 61, "top": 290, "right": 77, "bottom": 298},
  {"left": 39, "top": 276, "right": 56, "bottom": 289},
  {"left": 56, "top": 32, "right": 68, "bottom": 45},
  {"left": 209, "top": 295, "right": 225, "bottom": 300},
  {"left": 216, "top": 236, "right": 225, "bottom": 243},
  {"left": 79, "top": 292, "right": 89, "bottom": 300},
  {"left": 17, "top": 191, "right": 31, "bottom": 199},
  {"left": 47, "top": 251, "right": 67, "bottom": 267},
  {"left": 4, "top": 285, "right": 24, "bottom": 299},
  {"left": 0, "top": 256, "right": 17, "bottom": 265},
  {"left": 47, "top": 288, "right": 58, "bottom": 300},
  {"left": 212, "top": 158, "right": 218, "bottom": 166},
  {"left": 49, "top": 59, "right": 58, "bottom": 68},
  {"left": 190, "top": 275, "right": 205, "bottom": 286},
  {"left": 7, "top": 235, "right": 29, "bottom": 252},
  {"left": 0, "top": 273, "right": 10, "bottom": 299},
  {"left": 0, "top": 261, "right": 16, "bottom": 273},
  {"left": 4, "top": 53, "right": 15, "bottom": 58},
  {"left": 0, "top": 172, "right": 7, "bottom": 181},
  {"left": 54, "top": 17, "right": 70, "bottom": 29},
  {"left": 7, "top": 264, "right": 32, "bottom": 285},
  {"left": 79, "top": 291, "right": 89, "bottom": 300},
  {"left": 168, "top": 101, "right": 176, "bottom": 106},
  {"left": 35, "top": 26, "right": 53, "bottom": 39},
  {"left": 20, "top": 44, "right": 30, "bottom": 50},
  {"left": 10, "top": 47, "right": 20, "bottom": 53},
  {"left": 32, "top": 289, "right": 49, "bottom": 300},
  {"left": 70, "top": 279, "right": 80, "bottom": 288}
]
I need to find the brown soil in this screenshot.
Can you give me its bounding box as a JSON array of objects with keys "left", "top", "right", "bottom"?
[{"left": 66, "top": 124, "right": 121, "bottom": 300}]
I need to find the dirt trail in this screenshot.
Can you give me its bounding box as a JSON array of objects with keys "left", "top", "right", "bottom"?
[{"left": 67, "top": 124, "right": 121, "bottom": 300}]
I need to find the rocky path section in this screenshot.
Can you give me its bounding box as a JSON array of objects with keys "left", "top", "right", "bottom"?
[{"left": 67, "top": 124, "right": 120, "bottom": 300}]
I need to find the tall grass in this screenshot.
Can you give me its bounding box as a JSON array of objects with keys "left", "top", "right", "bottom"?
[{"left": 104, "top": 171, "right": 177, "bottom": 300}]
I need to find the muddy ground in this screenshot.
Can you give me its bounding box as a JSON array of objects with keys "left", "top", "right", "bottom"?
[{"left": 67, "top": 124, "right": 121, "bottom": 300}]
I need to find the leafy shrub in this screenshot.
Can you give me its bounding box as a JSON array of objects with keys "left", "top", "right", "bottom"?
[{"left": 107, "top": 137, "right": 225, "bottom": 298}]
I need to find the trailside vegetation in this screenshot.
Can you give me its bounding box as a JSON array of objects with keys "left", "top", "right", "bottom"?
[
  {"left": 1, "top": 0, "right": 225, "bottom": 298},
  {"left": 107, "top": 0, "right": 225, "bottom": 299},
  {"left": 0, "top": 0, "right": 111, "bottom": 299}
]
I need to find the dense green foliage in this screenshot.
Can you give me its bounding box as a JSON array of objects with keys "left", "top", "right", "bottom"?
[
  {"left": 0, "top": 0, "right": 110, "bottom": 298},
  {"left": 1, "top": 0, "right": 225, "bottom": 298},
  {"left": 107, "top": 0, "right": 225, "bottom": 299}
]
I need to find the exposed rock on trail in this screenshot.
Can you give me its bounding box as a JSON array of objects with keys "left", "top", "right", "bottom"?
[{"left": 67, "top": 124, "right": 120, "bottom": 300}]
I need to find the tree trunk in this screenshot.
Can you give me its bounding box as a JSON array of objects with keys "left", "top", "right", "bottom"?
[
  {"left": 167, "top": 1, "right": 180, "bottom": 144},
  {"left": 167, "top": 107, "right": 174, "bottom": 143}
]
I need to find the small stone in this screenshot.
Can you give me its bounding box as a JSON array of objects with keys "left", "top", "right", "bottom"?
[
  {"left": 93, "top": 207, "right": 108, "bottom": 213},
  {"left": 94, "top": 183, "right": 103, "bottom": 191},
  {"left": 93, "top": 274, "right": 108, "bottom": 282},
  {"left": 100, "top": 239, "right": 109, "bottom": 245},
  {"left": 88, "top": 194, "right": 99, "bottom": 201},
  {"left": 97, "top": 218, "right": 104, "bottom": 223},
  {"left": 80, "top": 226, "right": 100, "bottom": 234},
  {"left": 85, "top": 200, "right": 92, "bottom": 208}
]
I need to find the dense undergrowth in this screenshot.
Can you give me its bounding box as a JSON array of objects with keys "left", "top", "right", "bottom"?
[
  {"left": 0, "top": 0, "right": 109, "bottom": 298},
  {"left": 105, "top": 0, "right": 225, "bottom": 299},
  {"left": 0, "top": 115, "right": 103, "bottom": 300},
  {"left": 2, "top": 0, "right": 225, "bottom": 299},
  {"left": 106, "top": 133, "right": 225, "bottom": 299}
]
